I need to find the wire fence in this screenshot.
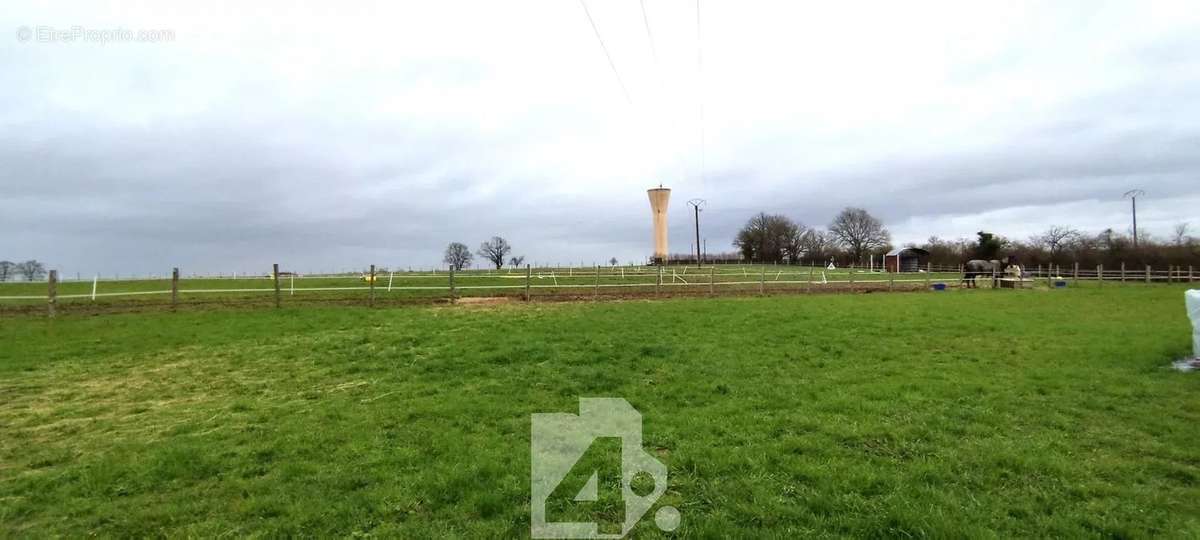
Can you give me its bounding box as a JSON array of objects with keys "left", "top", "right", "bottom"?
[{"left": 1, "top": 262, "right": 1195, "bottom": 317}]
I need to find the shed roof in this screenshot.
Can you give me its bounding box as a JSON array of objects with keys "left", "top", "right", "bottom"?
[{"left": 885, "top": 247, "right": 930, "bottom": 257}]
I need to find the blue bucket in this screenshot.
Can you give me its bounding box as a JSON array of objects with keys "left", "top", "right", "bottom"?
[
  {"left": 1054, "top": 280, "right": 1067, "bottom": 288},
  {"left": 931, "top": 283, "right": 947, "bottom": 291}
]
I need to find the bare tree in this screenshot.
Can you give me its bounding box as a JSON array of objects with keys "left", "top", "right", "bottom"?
[
  {"left": 16, "top": 260, "right": 46, "bottom": 281},
  {"left": 1032, "top": 226, "right": 1081, "bottom": 260},
  {"left": 0, "top": 261, "right": 13, "bottom": 282},
  {"left": 1173, "top": 222, "right": 1191, "bottom": 246},
  {"left": 509, "top": 255, "right": 526, "bottom": 267},
  {"left": 828, "top": 207, "right": 890, "bottom": 264},
  {"left": 477, "top": 236, "right": 512, "bottom": 269},
  {"left": 443, "top": 242, "right": 472, "bottom": 271}
]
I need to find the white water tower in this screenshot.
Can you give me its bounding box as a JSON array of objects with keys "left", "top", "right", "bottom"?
[{"left": 647, "top": 186, "right": 671, "bottom": 264}]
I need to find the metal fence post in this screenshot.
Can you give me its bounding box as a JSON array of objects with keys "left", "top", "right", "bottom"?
[
  {"left": 171, "top": 267, "right": 179, "bottom": 311},
  {"left": 47, "top": 269, "right": 57, "bottom": 318},
  {"left": 272, "top": 263, "right": 281, "bottom": 308},
  {"left": 369, "top": 264, "right": 376, "bottom": 307}
]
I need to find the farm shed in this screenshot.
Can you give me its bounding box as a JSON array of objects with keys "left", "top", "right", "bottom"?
[{"left": 884, "top": 247, "right": 930, "bottom": 272}]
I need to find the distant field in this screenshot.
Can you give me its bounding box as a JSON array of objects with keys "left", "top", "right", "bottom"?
[
  {"left": 0, "top": 265, "right": 1101, "bottom": 312},
  {"left": 1, "top": 286, "right": 1198, "bottom": 536}
]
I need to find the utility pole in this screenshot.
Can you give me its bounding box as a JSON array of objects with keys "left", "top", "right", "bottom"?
[
  {"left": 1123, "top": 189, "right": 1144, "bottom": 248},
  {"left": 688, "top": 199, "right": 706, "bottom": 265}
]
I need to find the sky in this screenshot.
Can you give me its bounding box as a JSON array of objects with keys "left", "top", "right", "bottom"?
[{"left": 2, "top": 0, "right": 1198, "bottom": 276}]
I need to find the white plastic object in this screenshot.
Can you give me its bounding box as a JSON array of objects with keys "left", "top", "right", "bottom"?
[{"left": 1187, "top": 290, "right": 1200, "bottom": 358}]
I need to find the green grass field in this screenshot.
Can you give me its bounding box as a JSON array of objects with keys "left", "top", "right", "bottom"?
[{"left": 2, "top": 286, "right": 1198, "bottom": 537}]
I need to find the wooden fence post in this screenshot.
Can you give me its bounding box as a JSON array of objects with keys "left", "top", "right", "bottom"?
[
  {"left": 369, "top": 264, "right": 376, "bottom": 307},
  {"left": 1145, "top": 265, "right": 1151, "bottom": 284},
  {"left": 449, "top": 266, "right": 456, "bottom": 302},
  {"left": 272, "top": 263, "right": 281, "bottom": 308},
  {"left": 709, "top": 264, "right": 715, "bottom": 296},
  {"left": 594, "top": 265, "right": 599, "bottom": 299},
  {"left": 524, "top": 264, "right": 531, "bottom": 301},
  {"left": 1120, "top": 262, "right": 1125, "bottom": 283},
  {"left": 171, "top": 267, "right": 179, "bottom": 311},
  {"left": 1190, "top": 266, "right": 1194, "bottom": 283},
  {"left": 656, "top": 265, "right": 662, "bottom": 296},
  {"left": 1073, "top": 262, "right": 1079, "bottom": 284},
  {"left": 1097, "top": 265, "right": 1103, "bottom": 288},
  {"left": 888, "top": 268, "right": 894, "bottom": 291},
  {"left": 760, "top": 265, "right": 766, "bottom": 295},
  {"left": 810, "top": 265, "right": 816, "bottom": 293},
  {"left": 925, "top": 262, "right": 931, "bottom": 289},
  {"left": 47, "top": 269, "right": 57, "bottom": 318}
]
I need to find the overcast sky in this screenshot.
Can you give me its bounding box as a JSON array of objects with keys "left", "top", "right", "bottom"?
[{"left": 3, "top": 1, "right": 1198, "bottom": 276}]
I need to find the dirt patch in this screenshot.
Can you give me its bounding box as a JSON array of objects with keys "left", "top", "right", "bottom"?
[{"left": 454, "top": 296, "right": 513, "bottom": 306}]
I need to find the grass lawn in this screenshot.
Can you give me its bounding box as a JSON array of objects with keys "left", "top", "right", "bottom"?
[{"left": 1, "top": 286, "right": 1198, "bottom": 537}]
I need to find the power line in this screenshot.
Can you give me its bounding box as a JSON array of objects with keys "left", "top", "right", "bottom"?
[
  {"left": 579, "top": 0, "right": 632, "bottom": 104},
  {"left": 696, "top": 0, "right": 705, "bottom": 187},
  {"left": 640, "top": 0, "right": 658, "bottom": 65}
]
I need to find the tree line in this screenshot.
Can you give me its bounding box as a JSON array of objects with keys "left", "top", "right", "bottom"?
[
  {"left": 731, "top": 207, "right": 891, "bottom": 265},
  {"left": 730, "top": 208, "right": 1198, "bottom": 268},
  {"left": 443, "top": 237, "right": 525, "bottom": 271},
  {"left": 0, "top": 260, "right": 47, "bottom": 281},
  {"left": 920, "top": 225, "right": 1198, "bottom": 268}
]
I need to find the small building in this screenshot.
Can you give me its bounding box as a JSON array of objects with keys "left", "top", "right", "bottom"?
[{"left": 884, "top": 247, "right": 930, "bottom": 272}]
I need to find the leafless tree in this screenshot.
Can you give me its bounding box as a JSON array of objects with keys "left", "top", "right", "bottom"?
[
  {"left": 1173, "top": 222, "right": 1191, "bottom": 246},
  {"left": 509, "top": 255, "right": 526, "bottom": 267},
  {"left": 1032, "top": 226, "right": 1081, "bottom": 259},
  {"left": 16, "top": 260, "right": 46, "bottom": 281},
  {"left": 0, "top": 261, "right": 13, "bottom": 282},
  {"left": 443, "top": 242, "right": 472, "bottom": 271},
  {"left": 477, "top": 236, "right": 512, "bottom": 269},
  {"left": 828, "top": 207, "right": 890, "bottom": 264}
]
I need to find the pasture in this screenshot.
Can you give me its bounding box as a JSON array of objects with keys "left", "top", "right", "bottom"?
[
  {"left": 1, "top": 285, "right": 1198, "bottom": 537},
  {"left": 0, "top": 263, "right": 1149, "bottom": 313}
]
